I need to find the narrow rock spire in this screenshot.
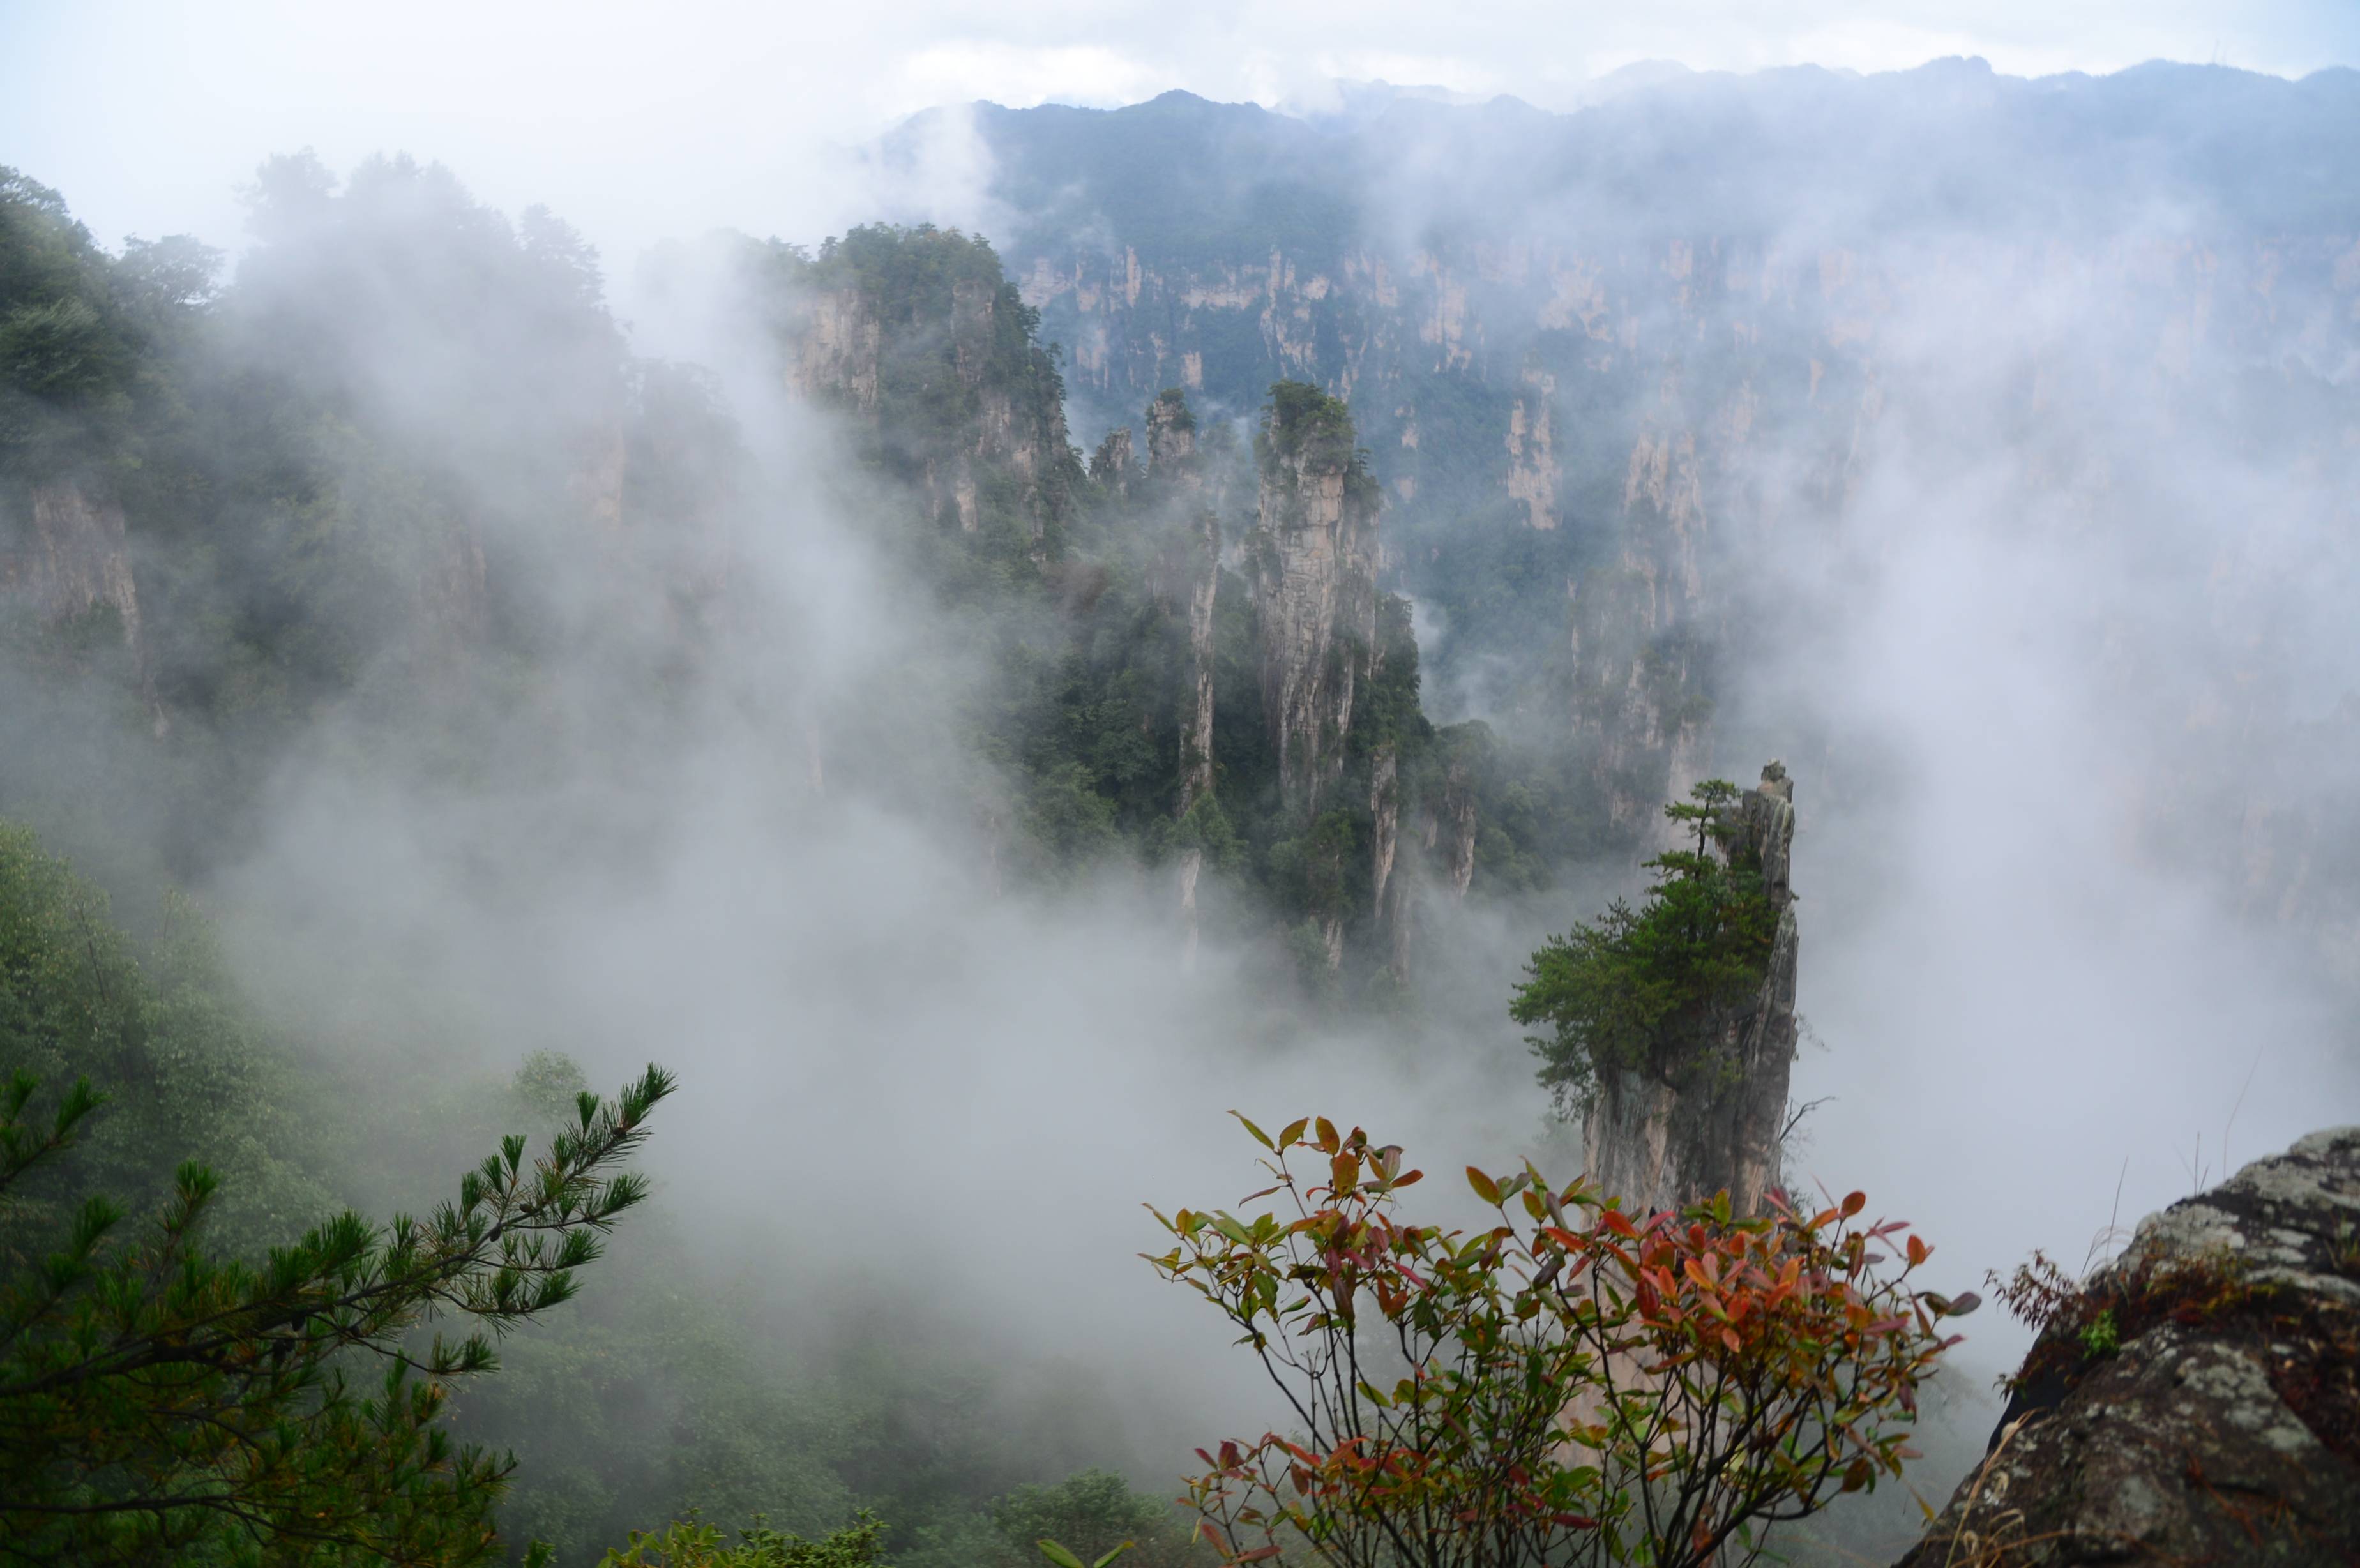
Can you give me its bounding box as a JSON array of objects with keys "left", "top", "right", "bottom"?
[{"left": 1582, "top": 762, "right": 1800, "bottom": 1216}]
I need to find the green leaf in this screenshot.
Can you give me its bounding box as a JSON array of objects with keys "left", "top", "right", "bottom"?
[{"left": 1038, "top": 1541, "right": 1091, "bottom": 1568}]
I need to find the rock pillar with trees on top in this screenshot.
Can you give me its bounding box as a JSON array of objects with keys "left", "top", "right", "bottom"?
[{"left": 1515, "top": 762, "right": 1800, "bottom": 1216}]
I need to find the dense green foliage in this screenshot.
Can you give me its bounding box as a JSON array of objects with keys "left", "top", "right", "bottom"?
[
  {"left": 0, "top": 158, "right": 1617, "bottom": 1562},
  {"left": 0, "top": 169, "right": 213, "bottom": 474},
  {"left": 0, "top": 824, "right": 337, "bottom": 1255},
  {"left": 985, "top": 1471, "right": 1197, "bottom": 1568},
  {"left": 597, "top": 1511, "right": 891, "bottom": 1568},
  {"left": 0, "top": 1029, "right": 671, "bottom": 1564},
  {"left": 1511, "top": 781, "right": 1780, "bottom": 1115},
  {"left": 0, "top": 827, "right": 683, "bottom": 1567},
  {"left": 0, "top": 818, "right": 1202, "bottom": 1565}
]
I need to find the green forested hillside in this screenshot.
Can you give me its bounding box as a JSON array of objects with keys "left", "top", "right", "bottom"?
[
  {"left": 0, "top": 814, "right": 1206, "bottom": 1563},
  {"left": 0, "top": 156, "right": 1588, "bottom": 1562},
  {"left": 3, "top": 163, "right": 1587, "bottom": 997}
]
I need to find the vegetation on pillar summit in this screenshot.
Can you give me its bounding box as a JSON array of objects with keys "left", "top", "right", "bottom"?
[
  {"left": 1255, "top": 381, "right": 1377, "bottom": 506},
  {"left": 1149, "top": 1112, "right": 1971, "bottom": 1568},
  {"left": 1511, "top": 780, "right": 1780, "bottom": 1117}
]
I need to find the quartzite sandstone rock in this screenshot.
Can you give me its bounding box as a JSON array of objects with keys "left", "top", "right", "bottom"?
[
  {"left": 1581, "top": 762, "right": 1799, "bottom": 1217},
  {"left": 1897, "top": 1126, "right": 2360, "bottom": 1566}
]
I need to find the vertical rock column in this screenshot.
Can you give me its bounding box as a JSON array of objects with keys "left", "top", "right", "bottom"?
[
  {"left": 1582, "top": 762, "right": 1800, "bottom": 1216},
  {"left": 1249, "top": 384, "right": 1379, "bottom": 818},
  {"left": 1370, "top": 742, "right": 1413, "bottom": 983},
  {"left": 1149, "top": 391, "right": 1221, "bottom": 967},
  {"left": 1150, "top": 392, "right": 1218, "bottom": 815}
]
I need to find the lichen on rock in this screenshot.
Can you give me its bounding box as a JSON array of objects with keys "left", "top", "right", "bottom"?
[{"left": 1898, "top": 1126, "right": 2360, "bottom": 1566}]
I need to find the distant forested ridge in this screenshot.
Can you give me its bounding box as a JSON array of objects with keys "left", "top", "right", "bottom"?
[
  {"left": 0, "top": 146, "right": 1647, "bottom": 1559},
  {"left": 1, "top": 162, "right": 1587, "bottom": 1007},
  {"left": 6, "top": 55, "right": 2358, "bottom": 1567}
]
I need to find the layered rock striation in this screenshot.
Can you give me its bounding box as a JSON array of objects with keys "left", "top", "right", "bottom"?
[{"left": 1249, "top": 382, "right": 1380, "bottom": 817}]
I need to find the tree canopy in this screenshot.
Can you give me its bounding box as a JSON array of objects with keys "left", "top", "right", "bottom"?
[
  {"left": 1511, "top": 781, "right": 1779, "bottom": 1117},
  {"left": 0, "top": 1059, "right": 672, "bottom": 1565}
]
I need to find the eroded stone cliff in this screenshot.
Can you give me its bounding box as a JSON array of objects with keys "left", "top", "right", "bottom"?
[
  {"left": 1, "top": 476, "right": 163, "bottom": 729},
  {"left": 4, "top": 478, "right": 146, "bottom": 660},
  {"left": 1582, "top": 763, "right": 1799, "bottom": 1216},
  {"left": 985, "top": 83, "right": 2360, "bottom": 882},
  {"left": 1250, "top": 384, "right": 1380, "bottom": 817},
  {"left": 787, "top": 229, "right": 1080, "bottom": 544},
  {"left": 1148, "top": 388, "right": 1224, "bottom": 963}
]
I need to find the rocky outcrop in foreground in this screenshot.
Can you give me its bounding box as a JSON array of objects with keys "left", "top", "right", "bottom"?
[{"left": 1898, "top": 1126, "right": 2360, "bottom": 1566}]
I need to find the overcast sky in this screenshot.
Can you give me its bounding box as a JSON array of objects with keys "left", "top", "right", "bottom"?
[{"left": 6, "top": 0, "right": 2358, "bottom": 287}]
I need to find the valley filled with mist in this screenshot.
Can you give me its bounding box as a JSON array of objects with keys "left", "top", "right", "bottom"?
[{"left": 3, "top": 50, "right": 2358, "bottom": 1568}]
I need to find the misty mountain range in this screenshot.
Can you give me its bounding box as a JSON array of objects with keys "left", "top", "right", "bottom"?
[
  {"left": 3, "top": 51, "right": 2358, "bottom": 1566},
  {"left": 907, "top": 63, "right": 2360, "bottom": 954}
]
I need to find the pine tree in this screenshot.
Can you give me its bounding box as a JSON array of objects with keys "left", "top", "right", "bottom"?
[
  {"left": 0, "top": 1062, "right": 673, "bottom": 1566},
  {"left": 1511, "top": 780, "right": 1777, "bottom": 1116}
]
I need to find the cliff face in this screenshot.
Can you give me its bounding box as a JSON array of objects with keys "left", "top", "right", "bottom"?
[
  {"left": 1013, "top": 225, "right": 1854, "bottom": 833},
  {"left": 0, "top": 475, "right": 166, "bottom": 731},
  {"left": 1250, "top": 385, "right": 1380, "bottom": 817},
  {"left": 786, "top": 228, "right": 1079, "bottom": 545},
  {"left": 1583, "top": 764, "right": 1799, "bottom": 1216},
  {"left": 4, "top": 478, "right": 145, "bottom": 660},
  {"left": 1899, "top": 1127, "right": 2360, "bottom": 1567},
  {"left": 1423, "top": 757, "right": 1478, "bottom": 901},
  {"left": 791, "top": 286, "right": 883, "bottom": 414},
  {"left": 972, "top": 79, "right": 2360, "bottom": 878},
  {"left": 1144, "top": 388, "right": 1220, "bottom": 816}
]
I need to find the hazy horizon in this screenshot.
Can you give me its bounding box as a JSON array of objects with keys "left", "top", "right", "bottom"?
[{"left": 5, "top": 8, "right": 2358, "bottom": 1560}]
